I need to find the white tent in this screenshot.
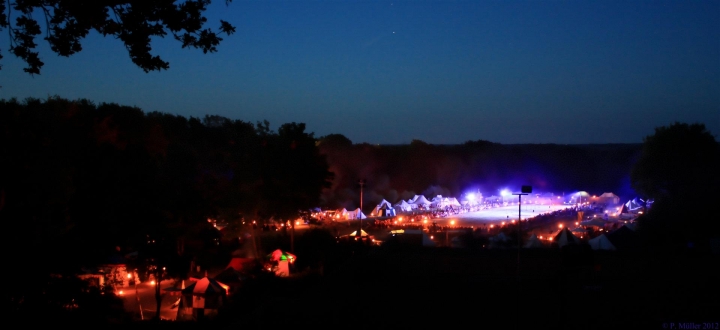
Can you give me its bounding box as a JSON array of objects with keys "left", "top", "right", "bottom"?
[
  {"left": 335, "top": 208, "right": 349, "bottom": 220},
  {"left": 393, "top": 200, "right": 413, "bottom": 212},
  {"left": 371, "top": 199, "right": 394, "bottom": 216},
  {"left": 588, "top": 234, "right": 616, "bottom": 251},
  {"left": 409, "top": 195, "right": 432, "bottom": 208},
  {"left": 598, "top": 192, "right": 620, "bottom": 205},
  {"left": 524, "top": 234, "right": 544, "bottom": 248},
  {"left": 349, "top": 208, "right": 366, "bottom": 220}
]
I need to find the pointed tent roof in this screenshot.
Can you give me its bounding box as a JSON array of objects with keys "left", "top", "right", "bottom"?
[
  {"left": 372, "top": 199, "right": 394, "bottom": 216},
  {"left": 606, "top": 225, "right": 640, "bottom": 250},
  {"left": 378, "top": 199, "right": 392, "bottom": 208},
  {"left": 493, "top": 232, "right": 509, "bottom": 242},
  {"left": 410, "top": 195, "right": 432, "bottom": 206},
  {"left": 268, "top": 249, "right": 296, "bottom": 262},
  {"left": 349, "top": 229, "right": 369, "bottom": 237},
  {"left": 600, "top": 192, "right": 618, "bottom": 198},
  {"left": 588, "top": 234, "right": 616, "bottom": 251},
  {"left": 352, "top": 208, "right": 367, "bottom": 219},
  {"left": 524, "top": 234, "right": 544, "bottom": 248},
  {"left": 448, "top": 197, "right": 461, "bottom": 207},
  {"left": 394, "top": 199, "right": 412, "bottom": 212},
  {"left": 182, "top": 277, "right": 228, "bottom": 296},
  {"left": 553, "top": 228, "right": 581, "bottom": 248}
]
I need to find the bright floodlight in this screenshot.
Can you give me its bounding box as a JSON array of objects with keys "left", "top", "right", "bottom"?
[
  {"left": 467, "top": 193, "right": 475, "bottom": 201},
  {"left": 501, "top": 189, "right": 510, "bottom": 196}
]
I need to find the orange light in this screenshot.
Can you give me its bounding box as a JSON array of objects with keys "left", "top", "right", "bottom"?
[
  {"left": 118, "top": 290, "right": 124, "bottom": 295},
  {"left": 558, "top": 224, "right": 563, "bottom": 228},
  {"left": 150, "top": 280, "right": 156, "bottom": 286},
  {"left": 450, "top": 220, "right": 455, "bottom": 225},
  {"left": 127, "top": 274, "right": 132, "bottom": 279}
]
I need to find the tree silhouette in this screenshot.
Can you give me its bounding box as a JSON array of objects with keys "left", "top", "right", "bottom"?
[
  {"left": 1, "top": 0, "right": 236, "bottom": 74},
  {"left": 631, "top": 122, "right": 720, "bottom": 250}
]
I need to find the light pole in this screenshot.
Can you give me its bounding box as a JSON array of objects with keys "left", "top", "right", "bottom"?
[
  {"left": 358, "top": 179, "right": 366, "bottom": 243},
  {"left": 513, "top": 185, "right": 532, "bottom": 280}
]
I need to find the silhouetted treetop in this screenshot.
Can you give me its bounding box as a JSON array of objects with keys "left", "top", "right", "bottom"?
[{"left": 1, "top": 0, "right": 236, "bottom": 74}]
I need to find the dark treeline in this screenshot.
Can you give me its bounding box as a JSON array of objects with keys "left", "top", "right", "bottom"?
[
  {"left": 1, "top": 97, "right": 333, "bottom": 271},
  {"left": 317, "top": 134, "right": 642, "bottom": 210}
]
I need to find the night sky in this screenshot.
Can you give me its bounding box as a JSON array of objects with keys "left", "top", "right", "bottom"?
[{"left": 1, "top": 0, "right": 718, "bottom": 144}]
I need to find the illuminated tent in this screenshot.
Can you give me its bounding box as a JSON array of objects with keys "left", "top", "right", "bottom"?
[
  {"left": 371, "top": 200, "right": 395, "bottom": 217},
  {"left": 394, "top": 200, "right": 413, "bottom": 212},
  {"left": 409, "top": 195, "right": 432, "bottom": 208},
  {"left": 349, "top": 229, "right": 370, "bottom": 237},
  {"left": 448, "top": 197, "right": 461, "bottom": 207},
  {"left": 588, "top": 234, "right": 616, "bottom": 251},
  {"left": 177, "top": 277, "right": 229, "bottom": 321},
  {"left": 570, "top": 191, "right": 591, "bottom": 204},
  {"left": 268, "top": 249, "right": 296, "bottom": 277},
  {"left": 553, "top": 228, "right": 582, "bottom": 248},
  {"left": 597, "top": 192, "right": 620, "bottom": 205},
  {"left": 335, "top": 208, "right": 349, "bottom": 220},
  {"left": 376, "top": 203, "right": 396, "bottom": 217},
  {"left": 349, "top": 208, "right": 367, "bottom": 220}
]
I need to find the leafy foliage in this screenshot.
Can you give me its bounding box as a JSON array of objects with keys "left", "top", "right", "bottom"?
[
  {"left": 631, "top": 122, "right": 720, "bottom": 250},
  {"left": 0, "top": 96, "right": 332, "bottom": 272},
  {"left": 0, "top": 0, "right": 236, "bottom": 74}
]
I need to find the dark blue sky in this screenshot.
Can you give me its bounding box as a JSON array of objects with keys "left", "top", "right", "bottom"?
[{"left": 2, "top": 0, "right": 718, "bottom": 144}]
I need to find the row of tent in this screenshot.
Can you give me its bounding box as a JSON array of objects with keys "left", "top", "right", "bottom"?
[
  {"left": 516, "top": 223, "right": 639, "bottom": 251},
  {"left": 325, "top": 195, "right": 462, "bottom": 220},
  {"left": 370, "top": 195, "right": 462, "bottom": 217}
]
